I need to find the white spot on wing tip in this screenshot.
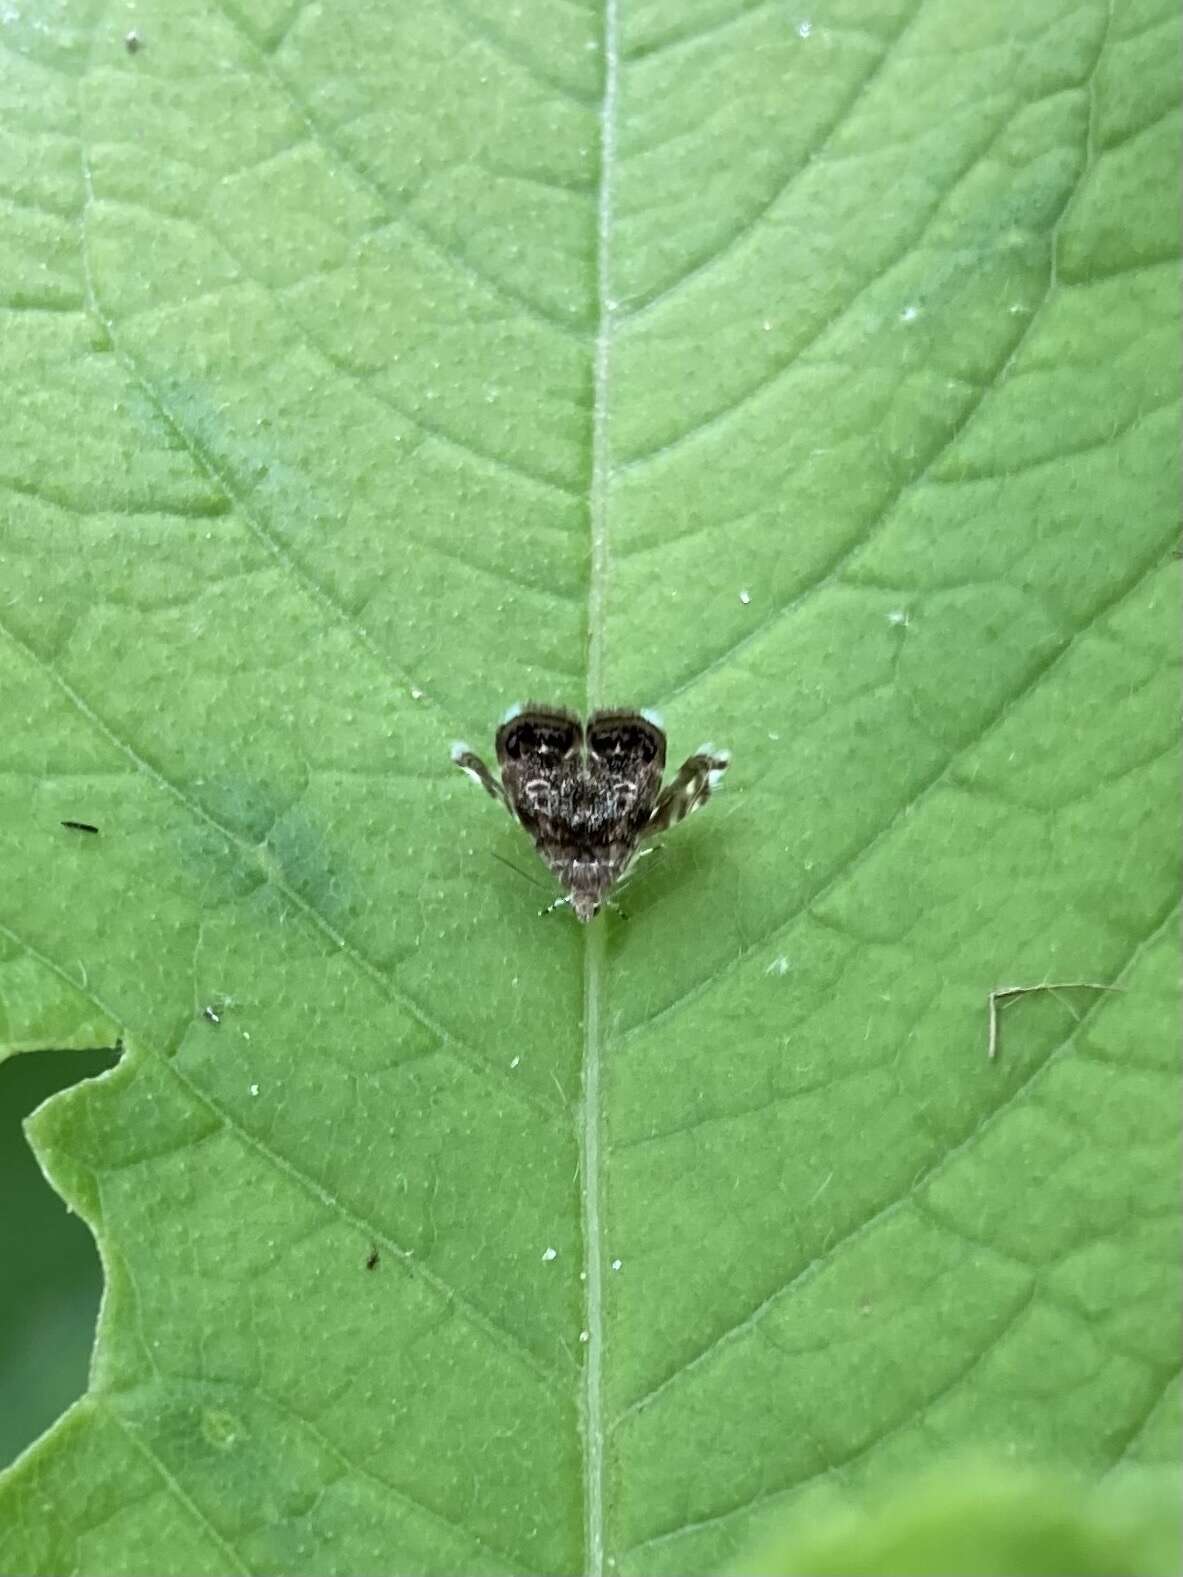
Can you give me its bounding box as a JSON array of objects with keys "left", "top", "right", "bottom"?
[{"left": 451, "top": 742, "right": 487, "bottom": 788}]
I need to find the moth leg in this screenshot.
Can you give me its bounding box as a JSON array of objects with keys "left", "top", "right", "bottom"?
[
  {"left": 646, "top": 746, "right": 730, "bottom": 835},
  {"left": 451, "top": 742, "right": 509, "bottom": 810},
  {"left": 541, "top": 892, "right": 627, "bottom": 921}
]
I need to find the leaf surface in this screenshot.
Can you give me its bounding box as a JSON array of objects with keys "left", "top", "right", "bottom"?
[
  {"left": 0, "top": 1, "right": 1178, "bottom": 1574},
  {"left": 730, "top": 1460, "right": 1182, "bottom": 1576}
]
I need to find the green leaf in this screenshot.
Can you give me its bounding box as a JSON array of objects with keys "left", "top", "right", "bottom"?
[
  {"left": 730, "top": 1460, "right": 1182, "bottom": 1576},
  {"left": 0, "top": 1, "right": 1177, "bottom": 1575}
]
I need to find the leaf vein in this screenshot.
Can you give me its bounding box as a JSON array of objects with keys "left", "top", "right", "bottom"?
[
  {"left": 620, "top": 1275, "right": 1040, "bottom": 1562},
  {"left": 102, "top": 1401, "right": 254, "bottom": 1575},
  {"left": 0, "top": 613, "right": 559, "bottom": 1125},
  {"left": 441, "top": 0, "right": 597, "bottom": 107},
  {"left": 620, "top": 0, "right": 919, "bottom": 322},
  {"left": 622, "top": 540, "right": 1172, "bottom": 1043},
  {"left": 162, "top": 1052, "right": 563, "bottom": 1383},
  {"left": 652, "top": 29, "right": 1114, "bottom": 708},
  {"left": 203, "top": 0, "right": 586, "bottom": 337},
  {"left": 615, "top": 898, "right": 1176, "bottom": 1425}
]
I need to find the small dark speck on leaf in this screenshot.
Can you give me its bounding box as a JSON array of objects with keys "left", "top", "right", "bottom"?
[
  {"left": 125, "top": 29, "right": 143, "bottom": 52},
  {"left": 61, "top": 820, "right": 99, "bottom": 834},
  {"left": 365, "top": 1248, "right": 380, "bottom": 1270}
]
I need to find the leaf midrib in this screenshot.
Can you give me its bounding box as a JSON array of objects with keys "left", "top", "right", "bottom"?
[{"left": 582, "top": 0, "right": 620, "bottom": 1571}]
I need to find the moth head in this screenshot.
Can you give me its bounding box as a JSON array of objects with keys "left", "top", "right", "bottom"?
[{"left": 567, "top": 855, "right": 611, "bottom": 922}]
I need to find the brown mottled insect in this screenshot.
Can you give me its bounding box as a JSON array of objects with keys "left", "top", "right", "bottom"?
[{"left": 452, "top": 705, "right": 730, "bottom": 921}]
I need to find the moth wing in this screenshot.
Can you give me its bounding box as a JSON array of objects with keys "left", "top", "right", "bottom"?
[
  {"left": 495, "top": 706, "right": 583, "bottom": 828},
  {"left": 450, "top": 742, "right": 510, "bottom": 810},
  {"left": 495, "top": 705, "right": 583, "bottom": 768},
  {"left": 585, "top": 710, "right": 667, "bottom": 821},
  {"left": 646, "top": 747, "right": 730, "bottom": 834}
]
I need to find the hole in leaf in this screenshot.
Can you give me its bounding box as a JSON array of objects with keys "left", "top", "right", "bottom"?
[{"left": 0, "top": 1046, "right": 119, "bottom": 1467}]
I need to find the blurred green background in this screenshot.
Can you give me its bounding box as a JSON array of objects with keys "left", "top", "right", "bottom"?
[{"left": 0, "top": 1048, "right": 117, "bottom": 1468}]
